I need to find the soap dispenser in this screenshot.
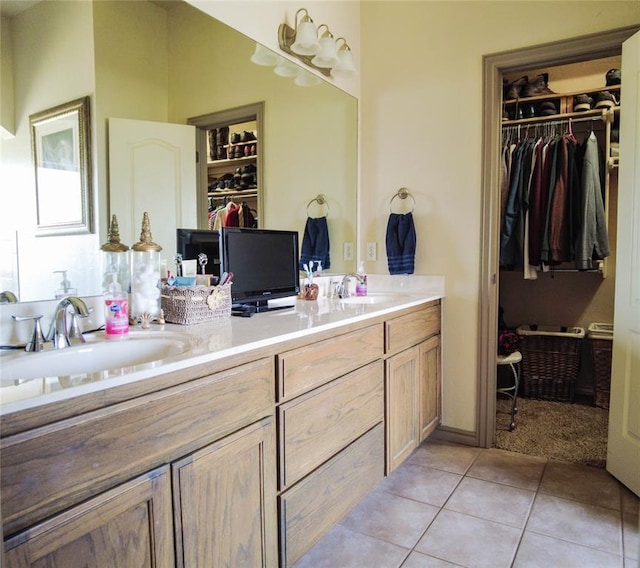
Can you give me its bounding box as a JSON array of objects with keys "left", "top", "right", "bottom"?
[
  {"left": 130, "top": 212, "right": 163, "bottom": 323},
  {"left": 355, "top": 260, "right": 368, "bottom": 296},
  {"left": 104, "top": 274, "right": 129, "bottom": 337},
  {"left": 54, "top": 270, "right": 77, "bottom": 299}
]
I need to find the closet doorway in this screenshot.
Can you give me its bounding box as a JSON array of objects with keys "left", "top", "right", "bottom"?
[{"left": 477, "top": 27, "right": 639, "bottom": 462}]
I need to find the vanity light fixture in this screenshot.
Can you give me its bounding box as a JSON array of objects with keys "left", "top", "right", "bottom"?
[
  {"left": 250, "top": 43, "right": 280, "bottom": 67},
  {"left": 331, "top": 38, "right": 357, "bottom": 78},
  {"left": 278, "top": 8, "right": 356, "bottom": 78}
]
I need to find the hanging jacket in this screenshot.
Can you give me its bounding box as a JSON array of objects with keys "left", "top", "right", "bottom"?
[{"left": 575, "top": 132, "right": 610, "bottom": 269}]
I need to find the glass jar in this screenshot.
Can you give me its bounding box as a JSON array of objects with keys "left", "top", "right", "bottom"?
[{"left": 130, "top": 212, "right": 163, "bottom": 322}]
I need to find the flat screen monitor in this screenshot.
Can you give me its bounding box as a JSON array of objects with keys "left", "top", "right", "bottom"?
[
  {"left": 176, "top": 228, "right": 221, "bottom": 277},
  {"left": 219, "top": 227, "right": 299, "bottom": 312}
]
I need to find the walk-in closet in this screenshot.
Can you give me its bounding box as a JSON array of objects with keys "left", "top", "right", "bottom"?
[{"left": 495, "top": 55, "right": 621, "bottom": 468}]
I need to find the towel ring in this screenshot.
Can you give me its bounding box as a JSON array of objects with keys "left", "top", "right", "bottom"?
[
  {"left": 306, "top": 194, "right": 330, "bottom": 218},
  {"left": 389, "top": 187, "right": 415, "bottom": 213}
]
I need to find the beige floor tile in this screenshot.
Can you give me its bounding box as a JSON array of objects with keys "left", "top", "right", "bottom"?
[
  {"left": 444, "top": 476, "right": 535, "bottom": 528},
  {"left": 466, "top": 448, "right": 546, "bottom": 491},
  {"left": 539, "top": 460, "right": 622, "bottom": 509},
  {"left": 622, "top": 486, "right": 640, "bottom": 515},
  {"left": 293, "top": 524, "right": 409, "bottom": 568},
  {"left": 514, "top": 531, "right": 624, "bottom": 568},
  {"left": 408, "top": 441, "right": 482, "bottom": 475},
  {"left": 339, "top": 487, "right": 440, "bottom": 549},
  {"left": 400, "top": 551, "right": 462, "bottom": 567},
  {"left": 527, "top": 493, "right": 622, "bottom": 554},
  {"left": 623, "top": 511, "right": 639, "bottom": 561},
  {"left": 415, "top": 509, "right": 521, "bottom": 568},
  {"left": 379, "top": 462, "right": 462, "bottom": 507}
]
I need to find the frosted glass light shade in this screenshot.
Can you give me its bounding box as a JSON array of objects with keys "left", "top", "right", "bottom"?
[
  {"left": 311, "top": 35, "right": 339, "bottom": 68},
  {"left": 250, "top": 43, "right": 279, "bottom": 66},
  {"left": 294, "top": 69, "right": 322, "bottom": 87},
  {"left": 274, "top": 57, "right": 299, "bottom": 78},
  {"left": 331, "top": 48, "right": 357, "bottom": 78},
  {"left": 291, "top": 20, "right": 319, "bottom": 55}
]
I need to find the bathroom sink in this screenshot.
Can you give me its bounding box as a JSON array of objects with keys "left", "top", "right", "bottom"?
[
  {"left": 339, "top": 293, "right": 400, "bottom": 305},
  {"left": 0, "top": 333, "right": 189, "bottom": 384}
]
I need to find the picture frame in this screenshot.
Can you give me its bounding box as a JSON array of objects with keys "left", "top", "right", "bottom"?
[{"left": 29, "top": 96, "right": 92, "bottom": 235}]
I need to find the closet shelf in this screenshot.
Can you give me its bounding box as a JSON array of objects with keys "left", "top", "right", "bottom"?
[
  {"left": 501, "top": 107, "right": 615, "bottom": 127},
  {"left": 502, "top": 84, "right": 620, "bottom": 106},
  {"left": 208, "top": 189, "right": 258, "bottom": 198}
]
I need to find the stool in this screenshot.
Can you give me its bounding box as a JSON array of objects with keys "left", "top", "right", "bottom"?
[{"left": 497, "top": 350, "right": 522, "bottom": 431}]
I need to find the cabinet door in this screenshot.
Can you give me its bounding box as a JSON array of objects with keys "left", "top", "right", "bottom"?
[
  {"left": 385, "top": 346, "right": 419, "bottom": 473},
  {"left": 172, "top": 417, "right": 277, "bottom": 568},
  {"left": 4, "top": 466, "right": 174, "bottom": 568},
  {"left": 419, "top": 335, "right": 441, "bottom": 442}
]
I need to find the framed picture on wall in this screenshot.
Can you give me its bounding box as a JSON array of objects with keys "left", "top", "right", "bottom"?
[{"left": 29, "top": 96, "right": 92, "bottom": 236}]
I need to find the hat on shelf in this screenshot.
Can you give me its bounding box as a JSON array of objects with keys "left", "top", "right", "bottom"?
[
  {"left": 605, "top": 68, "right": 621, "bottom": 86},
  {"left": 573, "top": 94, "right": 593, "bottom": 112},
  {"left": 538, "top": 101, "right": 557, "bottom": 116}
]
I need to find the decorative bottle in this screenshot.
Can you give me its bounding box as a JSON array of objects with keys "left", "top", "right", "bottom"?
[
  {"left": 101, "top": 214, "right": 130, "bottom": 335},
  {"left": 130, "top": 212, "right": 163, "bottom": 323}
]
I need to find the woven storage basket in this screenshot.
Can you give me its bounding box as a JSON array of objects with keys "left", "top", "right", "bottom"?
[
  {"left": 588, "top": 323, "right": 613, "bottom": 409},
  {"left": 161, "top": 283, "right": 231, "bottom": 325},
  {"left": 516, "top": 325, "right": 585, "bottom": 403}
]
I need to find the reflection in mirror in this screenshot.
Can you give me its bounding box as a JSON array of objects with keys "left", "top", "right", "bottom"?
[{"left": 0, "top": 0, "right": 357, "bottom": 303}]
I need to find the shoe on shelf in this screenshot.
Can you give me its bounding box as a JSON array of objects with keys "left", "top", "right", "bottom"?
[
  {"left": 504, "top": 76, "right": 528, "bottom": 100},
  {"left": 523, "top": 104, "right": 536, "bottom": 118},
  {"left": 573, "top": 94, "right": 594, "bottom": 112},
  {"left": 606, "top": 68, "right": 621, "bottom": 86},
  {"left": 522, "top": 73, "right": 555, "bottom": 97},
  {"left": 539, "top": 101, "right": 557, "bottom": 116},
  {"left": 595, "top": 90, "right": 619, "bottom": 109}
]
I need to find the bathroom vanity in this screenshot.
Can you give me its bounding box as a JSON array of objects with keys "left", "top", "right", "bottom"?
[{"left": 0, "top": 282, "right": 443, "bottom": 567}]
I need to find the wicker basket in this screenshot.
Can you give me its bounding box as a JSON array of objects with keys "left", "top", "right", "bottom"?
[
  {"left": 588, "top": 323, "right": 613, "bottom": 409},
  {"left": 161, "top": 283, "right": 231, "bottom": 325},
  {"left": 516, "top": 325, "right": 585, "bottom": 403}
]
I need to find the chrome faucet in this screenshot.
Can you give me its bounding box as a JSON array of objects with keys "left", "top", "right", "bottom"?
[
  {"left": 0, "top": 290, "right": 18, "bottom": 304},
  {"left": 46, "top": 297, "right": 91, "bottom": 349},
  {"left": 336, "top": 273, "right": 365, "bottom": 299}
]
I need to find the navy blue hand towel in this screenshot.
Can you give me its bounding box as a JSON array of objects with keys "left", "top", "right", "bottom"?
[
  {"left": 299, "top": 216, "right": 330, "bottom": 270},
  {"left": 386, "top": 212, "right": 416, "bottom": 274}
]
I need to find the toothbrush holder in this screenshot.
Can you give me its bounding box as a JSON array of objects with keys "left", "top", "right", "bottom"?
[{"left": 299, "top": 283, "right": 319, "bottom": 301}]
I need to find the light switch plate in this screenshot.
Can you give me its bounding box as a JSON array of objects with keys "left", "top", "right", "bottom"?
[
  {"left": 366, "top": 242, "right": 377, "bottom": 261},
  {"left": 343, "top": 242, "right": 354, "bottom": 261}
]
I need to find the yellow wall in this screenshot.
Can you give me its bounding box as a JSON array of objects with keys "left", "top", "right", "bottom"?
[{"left": 359, "top": 2, "right": 640, "bottom": 432}]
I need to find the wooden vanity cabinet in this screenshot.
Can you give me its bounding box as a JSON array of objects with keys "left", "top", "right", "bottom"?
[
  {"left": 172, "top": 417, "right": 277, "bottom": 568},
  {"left": 4, "top": 466, "right": 175, "bottom": 568},
  {"left": 385, "top": 301, "right": 442, "bottom": 473},
  {"left": 2, "top": 357, "right": 277, "bottom": 567},
  {"left": 276, "top": 324, "right": 385, "bottom": 567}
]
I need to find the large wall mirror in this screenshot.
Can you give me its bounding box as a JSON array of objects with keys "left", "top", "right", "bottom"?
[{"left": 0, "top": 0, "right": 357, "bottom": 303}]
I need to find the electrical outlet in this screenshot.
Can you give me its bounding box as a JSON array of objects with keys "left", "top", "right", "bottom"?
[
  {"left": 343, "top": 242, "right": 354, "bottom": 261},
  {"left": 366, "top": 242, "right": 377, "bottom": 261}
]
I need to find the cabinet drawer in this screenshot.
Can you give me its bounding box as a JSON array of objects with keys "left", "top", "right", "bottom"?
[
  {"left": 1, "top": 357, "right": 274, "bottom": 537},
  {"left": 385, "top": 302, "right": 440, "bottom": 354},
  {"left": 277, "top": 324, "right": 383, "bottom": 400},
  {"left": 279, "top": 424, "right": 384, "bottom": 568},
  {"left": 278, "top": 360, "right": 383, "bottom": 489}
]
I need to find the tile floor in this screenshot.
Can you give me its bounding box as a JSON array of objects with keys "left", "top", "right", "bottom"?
[{"left": 293, "top": 440, "right": 639, "bottom": 568}]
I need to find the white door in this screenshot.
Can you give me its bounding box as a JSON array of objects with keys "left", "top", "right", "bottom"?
[
  {"left": 109, "top": 118, "right": 197, "bottom": 264},
  {"left": 607, "top": 30, "right": 640, "bottom": 496}
]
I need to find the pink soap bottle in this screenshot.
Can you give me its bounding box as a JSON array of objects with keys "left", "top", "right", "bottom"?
[{"left": 104, "top": 274, "right": 129, "bottom": 337}]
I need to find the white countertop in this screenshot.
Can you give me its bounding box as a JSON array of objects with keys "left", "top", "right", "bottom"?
[{"left": 0, "top": 275, "right": 444, "bottom": 416}]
